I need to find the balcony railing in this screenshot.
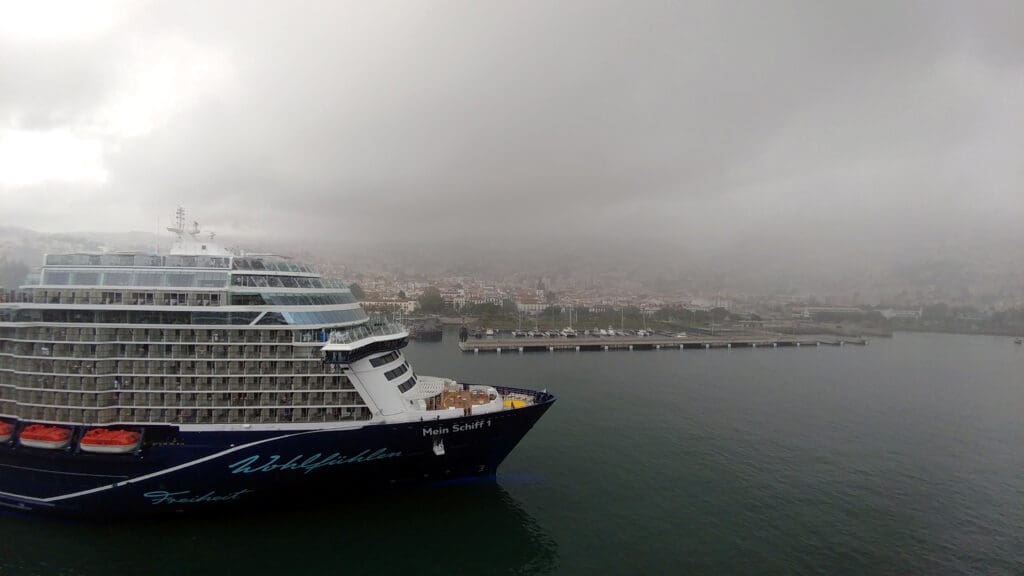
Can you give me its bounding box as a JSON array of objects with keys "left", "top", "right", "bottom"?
[{"left": 327, "top": 322, "right": 407, "bottom": 346}]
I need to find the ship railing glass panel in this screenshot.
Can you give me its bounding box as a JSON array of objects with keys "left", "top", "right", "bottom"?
[
  {"left": 230, "top": 275, "right": 305, "bottom": 288},
  {"left": 248, "top": 292, "right": 357, "bottom": 306},
  {"left": 281, "top": 309, "right": 367, "bottom": 326},
  {"left": 231, "top": 258, "right": 318, "bottom": 274},
  {"left": 40, "top": 269, "right": 228, "bottom": 288},
  {"left": 327, "top": 322, "right": 406, "bottom": 345},
  {"left": 44, "top": 254, "right": 230, "bottom": 268}
]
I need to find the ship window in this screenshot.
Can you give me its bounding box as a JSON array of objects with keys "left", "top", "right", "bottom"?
[
  {"left": 69, "top": 310, "right": 95, "bottom": 322},
  {"left": 192, "top": 311, "right": 225, "bottom": 325},
  {"left": 396, "top": 376, "right": 416, "bottom": 393},
  {"left": 257, "top": 312, "right": 288, "bottom": 325},
  {"left": 162, "top": 292, "right": 188, "bottom": 305},
  {"left": 130, "top": 310, "right": 161, "bottom": 323},
  {"left": 196, "top": 272, "right": 228, "bottom": 287},
  {"left": 107, "top": 254, "right": 135, "bottom": 266},
  {"left": 229, "top": 312, "right": 259, "bottom": 325},
  {"left": 230, "top": 294, "right": 266, "bottom": 306},
  {"left": 104, "top": 272, "right": 132, "bottom": 286},
  {"left": 165, "top": 255, "right": 198, "bottom": 268},
  {"left": 165, "top": 273, "right": 195, "bottom": 287},
  {"left": 369, "top": 351, "right": 400, "bottom": 367},
  {"left": 261, "top": 292, "right": 356, "bottom": 306},
  {"left": 101, "top": 291, "right": 123, "bottom": 304},
  {"left": 134, "top": 254, "right": 163, "bottom": 267},
  {"left": 45, "top": 271, "right": 70, "bottom": 285},
  {"left": 227, "top": 275, "right": 335, "bottom": 290},
  {"left": 384, "top": 363, "right": 408, "bottom": 381},
  {"left": 135, "top": 272, "right": 164, "bottom": 287},
  {"left": 193, "top": 293, "right": 218, "bottom": 306},
  {"left": 71, "top": 271, "right": 100, "bottom": 285},
  {"left": 130, "top": 291, "right": 155, "bottom": 304},
  {"left": 280, "top": 309, "right": 368, "bottom": 326}
]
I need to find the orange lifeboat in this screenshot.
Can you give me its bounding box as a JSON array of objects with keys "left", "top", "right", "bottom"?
[
  {"left": 0, "top": 421, "right": 13, "bottom": 443},
  {"left": 80, "top": 428, "right": 141, "bottom": 454},
  {"left": 19, "top": 424, "right": 72, "bottom": 450}
]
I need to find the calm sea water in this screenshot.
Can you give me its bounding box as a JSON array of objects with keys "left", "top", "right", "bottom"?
[{"left": 2, "top": 331, "right": 1023, "bottom": 575}]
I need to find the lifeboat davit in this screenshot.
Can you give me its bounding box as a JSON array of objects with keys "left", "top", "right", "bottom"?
[
  {"left": 19, "top": 424, "right": 72, "bottom": 450},
  {"left": 80, "top": 428, "right": 141, "bottom": 454},
  {"left": 0, "top": 421, "right": 13, "bottom": 443}
]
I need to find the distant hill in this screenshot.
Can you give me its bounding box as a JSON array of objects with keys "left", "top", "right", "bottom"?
[{"left": 0, "top": 225, "right": 1020, "bottom": 308}]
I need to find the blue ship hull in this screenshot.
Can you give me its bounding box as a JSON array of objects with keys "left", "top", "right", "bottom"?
[{"left": 0, "top": 387, "right": 554, "bottom": 517}]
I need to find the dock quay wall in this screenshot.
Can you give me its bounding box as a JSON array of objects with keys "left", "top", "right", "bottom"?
[{"left": 458, "top": 335, "right": 867, "bottom": 353}]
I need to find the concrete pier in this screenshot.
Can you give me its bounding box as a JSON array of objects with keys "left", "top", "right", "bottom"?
[{"left": 459, "top": 334, "right": 867, "bottom": 353}]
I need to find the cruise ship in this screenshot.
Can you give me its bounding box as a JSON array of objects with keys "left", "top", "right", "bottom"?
[{"left": 0, "top": 212, "right": 554, "bottom": 516}]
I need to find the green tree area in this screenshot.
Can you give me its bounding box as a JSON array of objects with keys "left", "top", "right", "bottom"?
[
  {"left": 810, "top": 310, "right": 887, "bottom": 327},
  {"left": 892, "top": 304, "right": 1024, "bottom": 336},
  {"left": 417, "top": 287, "right": 445, "bottom": 313}
]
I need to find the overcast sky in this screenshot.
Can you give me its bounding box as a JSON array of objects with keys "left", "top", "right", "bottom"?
[{"left": 1, "top": 0, "right": 1022, "bottom": 275}]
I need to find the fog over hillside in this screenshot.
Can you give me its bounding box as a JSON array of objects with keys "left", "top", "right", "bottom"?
[
  {"left": 2, "top": 224, "right": 1021, "bottom": 308},
  {"left": 1, "top": 1, "right": 1022, "bottom": 303}
]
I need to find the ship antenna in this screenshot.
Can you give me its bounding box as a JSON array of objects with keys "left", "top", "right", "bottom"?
[{"left": 167, "top": 207, "right": 187, "bottom": 241}]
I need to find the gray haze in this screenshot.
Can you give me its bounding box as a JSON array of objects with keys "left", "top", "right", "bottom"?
[{"left": 1, "top": 1, "right": 1022, "bottom": 294}]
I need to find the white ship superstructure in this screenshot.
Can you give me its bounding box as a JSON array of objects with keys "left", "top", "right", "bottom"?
[{"left": 0, "top": 213, "right": 519, "bottom": 434}]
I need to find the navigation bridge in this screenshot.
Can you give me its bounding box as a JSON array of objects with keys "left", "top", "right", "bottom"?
[{"left": 320, "top": 323, "right": 534, "bottom": 421}]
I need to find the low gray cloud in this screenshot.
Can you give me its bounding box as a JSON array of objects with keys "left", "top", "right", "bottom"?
[{"left": 1, "top": 0, "right": 1022, "bottom": 290}]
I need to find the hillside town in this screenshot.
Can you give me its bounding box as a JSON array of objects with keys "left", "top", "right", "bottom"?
[
  {"left": 331, "top": 266, "right": 1024, "bottom": 337},
  {"left": 2, "top": 228, "right": 1023, "bottom": 337}
]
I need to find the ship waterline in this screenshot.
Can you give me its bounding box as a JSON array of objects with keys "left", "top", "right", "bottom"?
[{"left": 0, "top": 388, "right": 552, "bottom": 515}]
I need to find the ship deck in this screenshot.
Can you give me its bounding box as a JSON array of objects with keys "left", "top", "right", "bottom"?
[{"left": 428, "top": 389, "right": 498, "bottom": 411}]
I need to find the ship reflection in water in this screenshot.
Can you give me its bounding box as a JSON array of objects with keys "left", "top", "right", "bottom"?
[{"left": 0, "top": 482, "right": 558, "bottom": 575}]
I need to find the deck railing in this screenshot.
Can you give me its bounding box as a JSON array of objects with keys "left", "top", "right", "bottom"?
[{"left": 327, "top": 322, "right": 407, "bottom": 345}]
